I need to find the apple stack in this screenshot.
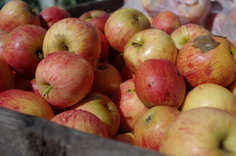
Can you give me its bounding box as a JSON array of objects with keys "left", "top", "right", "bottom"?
[{"left": 0, "top": 1, "right": 235, "bottom": 156}]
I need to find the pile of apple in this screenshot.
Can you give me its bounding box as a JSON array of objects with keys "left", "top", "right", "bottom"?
[{"left": 0, "top": 1, "right": 235, "bottom": 156}]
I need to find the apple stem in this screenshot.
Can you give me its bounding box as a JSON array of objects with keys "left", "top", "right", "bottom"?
[{"left": 43, "top": 85, "right": 52, "bottom": 98}]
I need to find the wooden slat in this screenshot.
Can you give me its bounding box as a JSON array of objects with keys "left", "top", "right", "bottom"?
[{"left": 0, "top": 107, "right": 164, "bottom": 156}]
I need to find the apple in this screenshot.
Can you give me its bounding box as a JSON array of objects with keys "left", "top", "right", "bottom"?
[
  {"left": 134, "top": 106, "right": 180, "bottom": 151},
  {"left": 0, "top": 30, "right": 8, "bottom": 60},
  {"left": 134, "top": 59, "right": 186, "bottom": 108},
  {"left": 113, "top": 132, "right": 135, "bottom": 145},
  {"left": 0, "top": 0, "right": 40, "bottom": 33},
  {"left": 0, "top": 59, "right": 15, "bottom": 91},
  {"left": 152, "top": 11, "right": 181, "bottom": 34},
  {"left": 40, "top": 6, "right": 71, "bottom": 29},
  {"left": 13, "top": 72, "right": 33, "bottom": 91},
  {"left": 30, "top": 79, "right": 39, "bottom": 95},
  {"left": 35, "top": 52, "right": 94, "bottom": 108},
  {"left": 181, "top": 83, "right": 236, "bottom": 114},
  {"left": 124, "top": 28, "right": 177, "bottom": 74},
  {"left": 92, "top": 63, "right": 122, "bottom": 97},
  {"left": 159, "top": 107, "right": 236, "bottom": 156},
  {"left": 43, "top": 18, "right": 101, "bottom": 67},
  {"left": 104, "top": 7, "right": 151, "bottom": 53},
  {"left": 0, "top": 89, "right": 54, "bottom": 120},
  {"left": 176, "top": 34, "right": 236, "bottom": 88},
  {"left": 112, "top": 79, "right": 148, "bottom": 132},
  {"left": 3, "top": 24, "right": 46, "bottom": 78},
  {"left": 228, "top": 78, "right": 236, "bottom": 96},
  {"left": 79, "top": 9, "right": 110, "bottom": 33},
  {"left": 71, "top": 92, "right": 120, "bottom": 138},
  {"left": 51, "top": 109, "right": 109, "bottom": 138},
  {"left": 170, "top": 23, "right": 210, "bottom": 50},
  {"left": 120, "top": 65, "right": 134, "bottom": 81},
  {"left": 96, "top": 29, "right": 110, "bottom": 62}
]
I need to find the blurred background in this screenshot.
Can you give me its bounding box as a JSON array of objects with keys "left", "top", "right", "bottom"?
[{"left": 0, "top": 0, "right": 115, "bottom": 11}]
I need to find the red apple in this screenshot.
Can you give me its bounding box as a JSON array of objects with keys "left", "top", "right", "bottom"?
[
  {"left": 104, "top": 8, "right": 151, "bottom": 53},
  {"left": 112, "top": 79, "right": 148, "bottom": 132},
  {"left": 40, "top": 6, "right": 71, "bottom": 29},
  {"left": 0, "top": 30, "right": 8, "bottom": 60},
  {"left": 134, "top": 105, "right": 180, "bottom": 151},
  {"left": 79, "top": 9, "right": 110, "bottom": 33},
  {"left": 71, "top": 92, "right": 120, "bottom": 138},
  {"left": 35, "top": 52, "right": 94, "bottom": 108},
  {"left": 170, "top": 23, "right": 210, "bottom": 50},
  {"left": 92, "top": 63, "right": 122, "bottom": 97},
  {"left": 152, "top": 11, "right": 181, "bottom": 34},
  {"left": 0, "top": 89, "right": 54, "bottom": 120},
  {"left": 43, "top": 18, "right": 101, "bottom": 67},
  {"left": 3, "top": 24, "right": 46, "bottom": 78},
  {"left": 51, "top": 109, "right": 108, "bottom": 138},
  {"left": 30, "top": 78, "right": 39, "bottom": 95},
  {"left": 0, "top": 59, "right": 15, "bottom": 91},
  {"left": 124, "top": 28, "right": 177, "bottom": 74},
  {"left": 176, "top": 34, "right": 236, "bottom": 88},
  {"left": 96, "top": 29, "right": 110, "bottom": 62},
  {"left": 0, "top": 0, "right": 40, "bottom": 33},
  {"left": 134, "top": 59, "right": 186, "bottom": 108}
]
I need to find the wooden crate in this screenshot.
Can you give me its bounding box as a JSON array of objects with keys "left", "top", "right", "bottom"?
[{"left": 0, "top": 107, "right": 163, "bottom": 156}]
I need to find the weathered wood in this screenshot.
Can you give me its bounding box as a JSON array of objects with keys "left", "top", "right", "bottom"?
[
  {"left": 0, "top": 107, "right": 164, "bottom": 156},
  {"left": 65, "top": 0, "right": 124, "bottom": 17}
]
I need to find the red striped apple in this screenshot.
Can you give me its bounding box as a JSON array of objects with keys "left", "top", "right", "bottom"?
[
  {"left": 159, "top": 107, "right": 236, "bottom": 156},
  {"left": 79, "top": 9, "right": 110, "bottom": 33},
  {"left": 40, "top": 6, "right": 71, "bottom": 29},
  {"left": 0, "top": 0, "right": 40, "bottom": 33},
  {"left": 0, "top": 89, "right": 54, "bottom": 120},
  {"left": 112, "top": 79, "right": 148, "bottom": 132},
  {"left": 43, "top": 18, "right": 101, "bottom": 67},
  {"left": 176, "top": 34, "right": 236, "bottom": 88},
  {"left": 134, "top": 106, "right": 180, "bottom": 151},
  {"left": 71, "top": 92, "right": 120, "bottom": 138},
  {"left": 0, "top": 59, "right": 15, "bottom": 91},
  {"left": 51, "top": 109, "right": 108, "bottom": 138},
  {"left": 4, "top": 24, "right": 46, "bottom": 78},
  {"left": 124, "top": 28, "right": 177, "bottom": 74},
  {"left": 35, "top": 52, "right": 94, "bottom": 108},
  {"left": 104, "top": 8, "right": 151, "bottom": 53}
]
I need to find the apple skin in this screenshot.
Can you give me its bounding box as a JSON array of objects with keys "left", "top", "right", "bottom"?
[
  {"left": 152, "top": 11, "right": 181, "bottom": 34},
  {"left": 79, "top": 9, "right": 110, "bottom": 33},
  {"left": 40, "top": 6, "right": 71, "bottom": 29},
  {"left": 0, "top": 0, "right": 40, "bottom": 33},
  {"left": 0, "top": 59, "right": 15, "bottom": 91},
  {"left": 112, "top": 79, "right": 149, "bottom": 132},
  {"left": 51, "top": 109, "right": 109, "bottom": 138},
  {"left": 170, "top": 23, "right": 210, "bottom": 50},
  {"left": 181, "top": 83, "right": 236, "bottom": 114},
  {"left": 96, "top": 29, "right": 110, "bottom": 62},
  {"left": 0, "top": 89, "right": 54, "bottom": 120},
  {"left": 3, "top": 24, "right": 46, "bottom": 78},
  {"left": 43, "top": 18, "right": 101, "bottom": 67},
  {"left": 92, "top": 63, "right": 122, "bottom": 97},
  {"left": 134, "top": 59, "right": 186, "bottom": 108},
  {"left": 124, "top": 28, "right": 177, "bottom": 74},
  {"left": 113, "top": 132, "right": 135, "bottom": 145},
  {"left": 0, "top": 30, "right": 8, "bottom": 60},
  {"left": 228, "top": 78, "right": 236, "bottom": 96},
  {"left": 134, "top": 106, "right": 180, "bottom": 151},
  {"left": 35, "top": 52, "right": 94, "bottom": 108},
  {"left": 71, "top": 92, "right": 120, "bottom": 138},
  {"left": 159, "top": 107, "right": 236, "bottom": 156},
  {"left": 104, "top": 8, "right": 151, "bottom": 53},
  {"left": 176, "top": 35, "right": 236, "bottom": 88}
]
